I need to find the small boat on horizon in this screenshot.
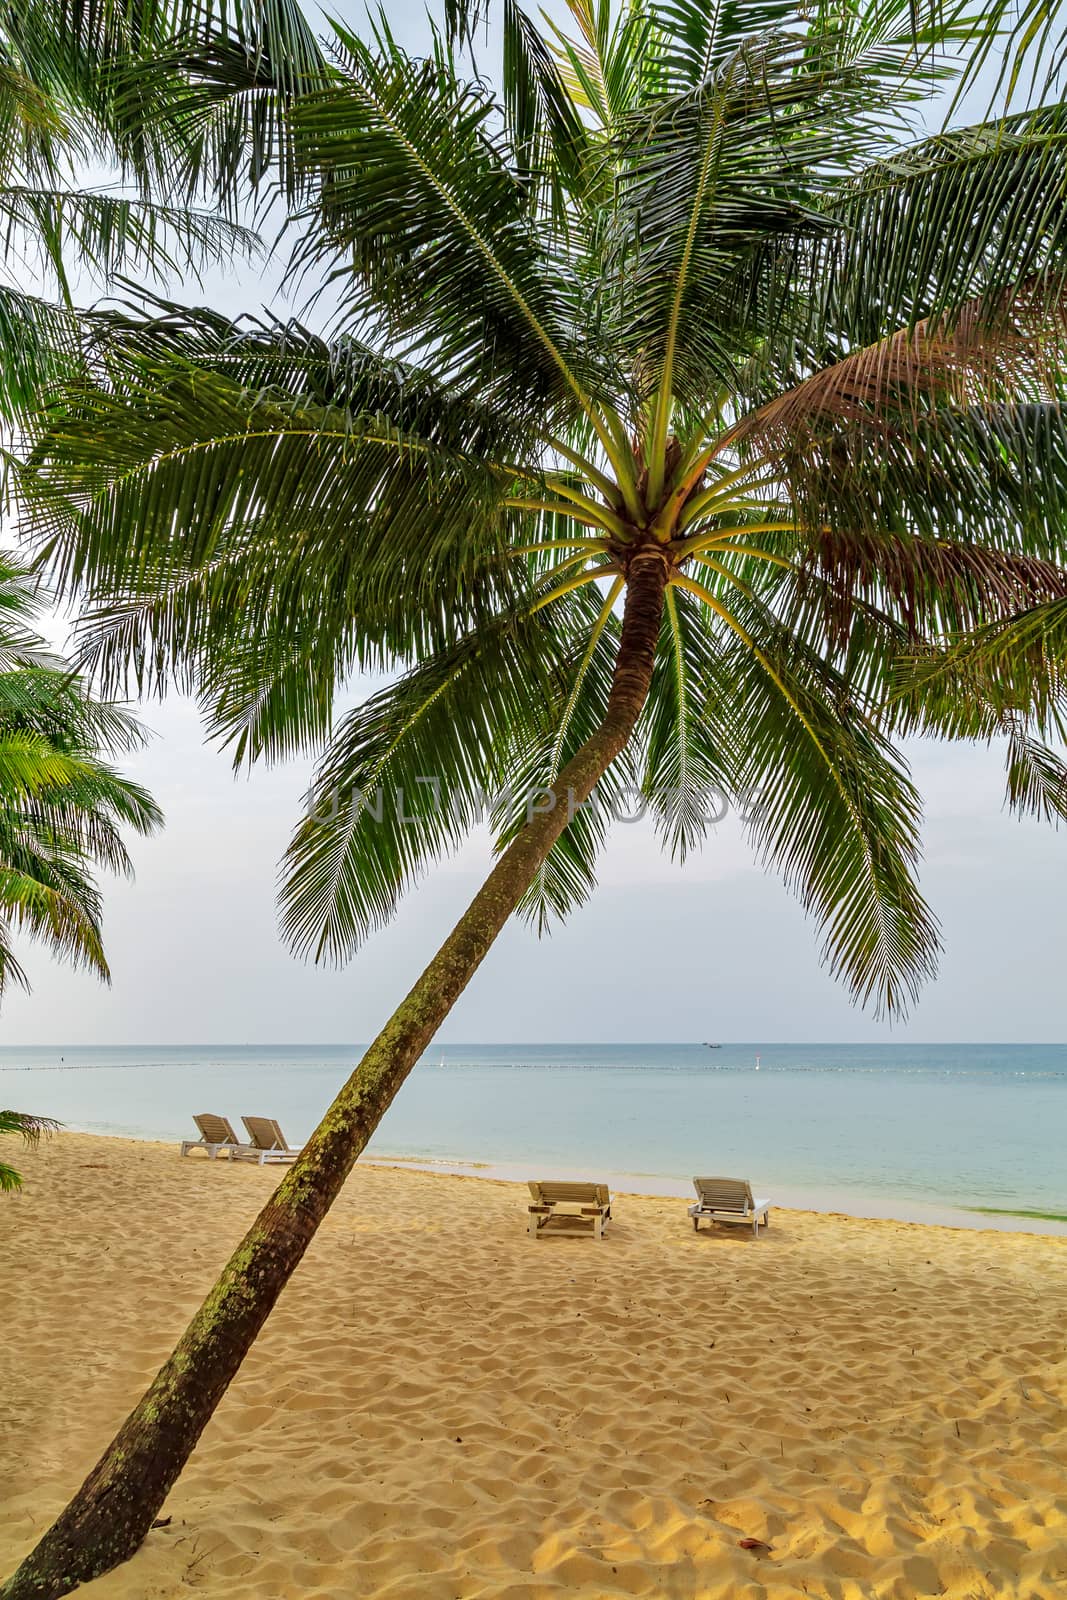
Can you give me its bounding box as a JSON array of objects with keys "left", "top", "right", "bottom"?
[{"left": 703, "top": 1042, "right": 722, "bottom": 1049}]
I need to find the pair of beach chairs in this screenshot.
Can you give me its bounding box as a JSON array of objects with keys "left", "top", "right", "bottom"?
[
  {"left": 179, "top": 1114, "right": 302, "bottom": 1165},
  {"left": 526, "top": 1177, "right": 771, "bottom": 1240}
]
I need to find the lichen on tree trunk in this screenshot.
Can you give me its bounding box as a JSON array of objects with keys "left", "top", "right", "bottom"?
[{"left": 1, "top": 550, "right": 668, "bottom": 1600}]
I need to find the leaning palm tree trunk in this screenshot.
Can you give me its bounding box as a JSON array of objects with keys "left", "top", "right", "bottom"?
[{"left": 0, "top": 550, "right": 668, "bottom": 1600}]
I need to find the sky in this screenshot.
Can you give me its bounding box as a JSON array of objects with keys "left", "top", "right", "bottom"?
[{"left": 2, "top": 2, "right": 1065, "bottom": 1046}]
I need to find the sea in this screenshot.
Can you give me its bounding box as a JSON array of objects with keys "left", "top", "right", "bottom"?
[{"left": 2, "top": 1042, "right": 1065, "bottom": 1231}]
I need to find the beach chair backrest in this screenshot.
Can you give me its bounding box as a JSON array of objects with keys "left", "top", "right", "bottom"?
[
  {"left": 243, "top": 1116, "right": 287, "bottom": 1151},
  {"left": 194, "top": 1113, "right": 238, "bottom": 1146},
  {"left": 693, "top": 1176, "right": 754, "bottom": 1213},
  {"left": 531, "top": 1180, "right": 610, "bottom": 1207}
]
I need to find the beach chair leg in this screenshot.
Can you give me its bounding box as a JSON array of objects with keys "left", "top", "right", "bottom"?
[{"left": 593, "top": 1215, "right": 603, "bottom": 1241}]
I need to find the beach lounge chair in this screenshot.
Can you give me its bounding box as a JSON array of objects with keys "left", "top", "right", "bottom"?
[
  {"left": 688, "top": 1177, "right": 771, "bottom": 1237},
  {"left": 235, "top": 1116, "right": 303, "bottom": 1165},
  {"left": 527, "top": 1180, "right": 612, "bottom": 1240},
  {"left": 180, "top": 1114, "right": 241, "bottom": 1159}
]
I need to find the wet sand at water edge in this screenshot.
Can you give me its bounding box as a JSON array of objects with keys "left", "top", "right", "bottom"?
[{"left": 1, "top": 1132, "right": 1065, "bottom": 1599}]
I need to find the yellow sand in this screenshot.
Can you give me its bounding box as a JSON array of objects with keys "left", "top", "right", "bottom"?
[{"left": 2, "top": 1134, "right": 1066, "bottom": 1600}]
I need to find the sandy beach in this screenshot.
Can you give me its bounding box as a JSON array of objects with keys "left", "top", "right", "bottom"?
[{"left": 2, "top": 1134, "right": 1065, "bottom": 1599}]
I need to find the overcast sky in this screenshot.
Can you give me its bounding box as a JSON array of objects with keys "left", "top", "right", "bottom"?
[{"left": 2, "top": 3, "right": 1064, "bottom": 1046}]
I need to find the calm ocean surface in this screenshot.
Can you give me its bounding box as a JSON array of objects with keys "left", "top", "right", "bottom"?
[{"left": 1, "top": 1042, "right": 1065, "bottom": 1225}]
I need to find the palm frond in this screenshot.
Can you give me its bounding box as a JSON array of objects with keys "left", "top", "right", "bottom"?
[
  {"left": 495, "top": 581, "right": 635, "bottom": 930},
  {"left": 639, "top": 583, "right": 732, "bottom": 857},
  {"left": 21, "top": 323, "right": 523, "bottom": 698},
  {"left": 0, "top": 186, "right": 259, "bottom": 291},
  {"left": 818, "top": 107, "right": 1067, "bottom": 346},
  {"left": 279, "top": 606, "right": 575, "bottom": 960},
  {"left": 649, "top": 0, "right": 796, "bottom": 90},
  {"left": 500, "top": 0, "right": 592, "bottom": 216},
  {"left": 2, "top": 0, "right": 330, "bottom": 204},
  {"left": 614, "top": 19, "right": 921, "bottom": 426},
  {"left": 0, "top": 1108, "right": 60, "bottom": 1141},
  {"left": 544, "top": 0, "right": 662, "bottom": 132},
  {"left": 1005, "top": 724, "right": 1067, "bottom": 823},
  {"left": 0, "top": 1108, "right": 61, "bottom": 1191},
  {"left": 289, "top": 21, "right": 621, "bottom": 435},
  {"left": 727, "top": 287, "right": 1067, "bottom": 450},
  {"left": 692, "top": 584, "right": 941, "bottom": 1015},
  {"left": 0, "top": 286, "right": 83, "bottom": 425}
]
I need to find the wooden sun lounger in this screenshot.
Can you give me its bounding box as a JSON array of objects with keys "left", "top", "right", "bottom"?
[
  {"left": 527, "top": 1180, "right": 612, "bottom": 1240},
  {"left": 235, "top": 1116, "right": 303, "bottom": 1165},
  {"left": 180, "top": 1113, "right": 241, "bottom": 1159},
  {"left": 688, "top": 1176, "right": 771, "bottom": 1237}
]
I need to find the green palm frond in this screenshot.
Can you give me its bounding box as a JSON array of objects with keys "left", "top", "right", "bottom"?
[
  {"left": 900, "top": 596, "right": 1067, "bottom": 725},
  {"left": 693, "top": 586, "right": 941, "bottom": 1015},
  {"left": 820, "top": 106, "right": 1067, "bottom": 345},
  {"left": 22, "top": 326, "right": 522, "bottom": 697},
  {"left": 495, "top": 581, "right": 635, "bottom": 930},
  {"left": 649, "top": 0, "right": 796, "bottom": 90},
  {"left": 0, "top": 859, "right": 107, "bottom": 981},
  {"left": 0, "top": 1108, "right": 59, "bottom": 1141},
  {"left": 0, "top": 287, "right": 83, "bottom": 425},
  {"left": 0, "top": 187, "right": 259, "bottom": 293},
  {"left": 289, "top": 19, "right": 623, "bottom": 436},
  {"left": 1, "top": 0, "right": 329, "bottom": 200},
  {"left": 1005, "top": 723, "right": 1067, "bottom": 823},
  {"left": 0, "top": 1108, "right": 61, "bottom": 1191},
  {"left": 544, "top": 0, "right": 662, "bottom": 133},
  {"left": 279, "top": 606, "right": 574, "bottom": 960},
  {"left": 500, "top": 0, "right": 592, "bottom": 216},
  {"left": 614, "top": 3, "right": 936, "bottom": 447},
  {"left": 102, "top": 4, "right": 332, "bottom": 211},
  {"left": 639, "top": 583, "right": 732, "bottom": 858}
]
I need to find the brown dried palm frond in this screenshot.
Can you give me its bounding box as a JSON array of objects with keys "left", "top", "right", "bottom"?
[
  {"left": 724, "top": 282, "right": 1067, "bottom": 454},
  {"left": 709, "top": 284, "right": 1067, "bottom": 646},
  {"left": 800, "top": 532, "right": 1067, "bottom": 646}
]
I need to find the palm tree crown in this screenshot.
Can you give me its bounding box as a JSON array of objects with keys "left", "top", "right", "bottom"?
[{"left": 19, "top": 0, "right": 1067, "bottom": 1020}]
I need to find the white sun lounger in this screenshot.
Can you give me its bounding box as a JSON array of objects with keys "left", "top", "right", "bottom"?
[
  {"left": 180, "top": 1113, "right": 242, "bottom": 1160},
  {"left": 688, "top": 1176, "right": 771, "bottom": 1237},
  {"left": 527, "top": 1180, "right": 612, "bottom": 1240}
]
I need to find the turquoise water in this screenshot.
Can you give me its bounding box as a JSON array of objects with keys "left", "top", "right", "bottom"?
[{"left": 1, "top": 1042, "right": 1065, "bottom": 1221}]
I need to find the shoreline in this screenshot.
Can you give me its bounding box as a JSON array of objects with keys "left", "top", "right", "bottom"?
[
  {"left": 40, "top": 1121, "right": 1067, "bottom": 1236},
  {"left": 362, "top": 1155, "right": 1067, "bottom": 1236}
]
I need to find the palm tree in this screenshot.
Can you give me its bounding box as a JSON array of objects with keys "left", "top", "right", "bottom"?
[
  {"left": 0, "top": 1109, "right": 61, "bottom": 1190},
  {"left": 0, "top": 552, "right": 158, "bottom": 1173},
  {"left": 6, "top": 0, "right": 1067, "bottom": 1593},
  {"left": 0, "top": 554, "right": 161, "bottom": 991}
]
